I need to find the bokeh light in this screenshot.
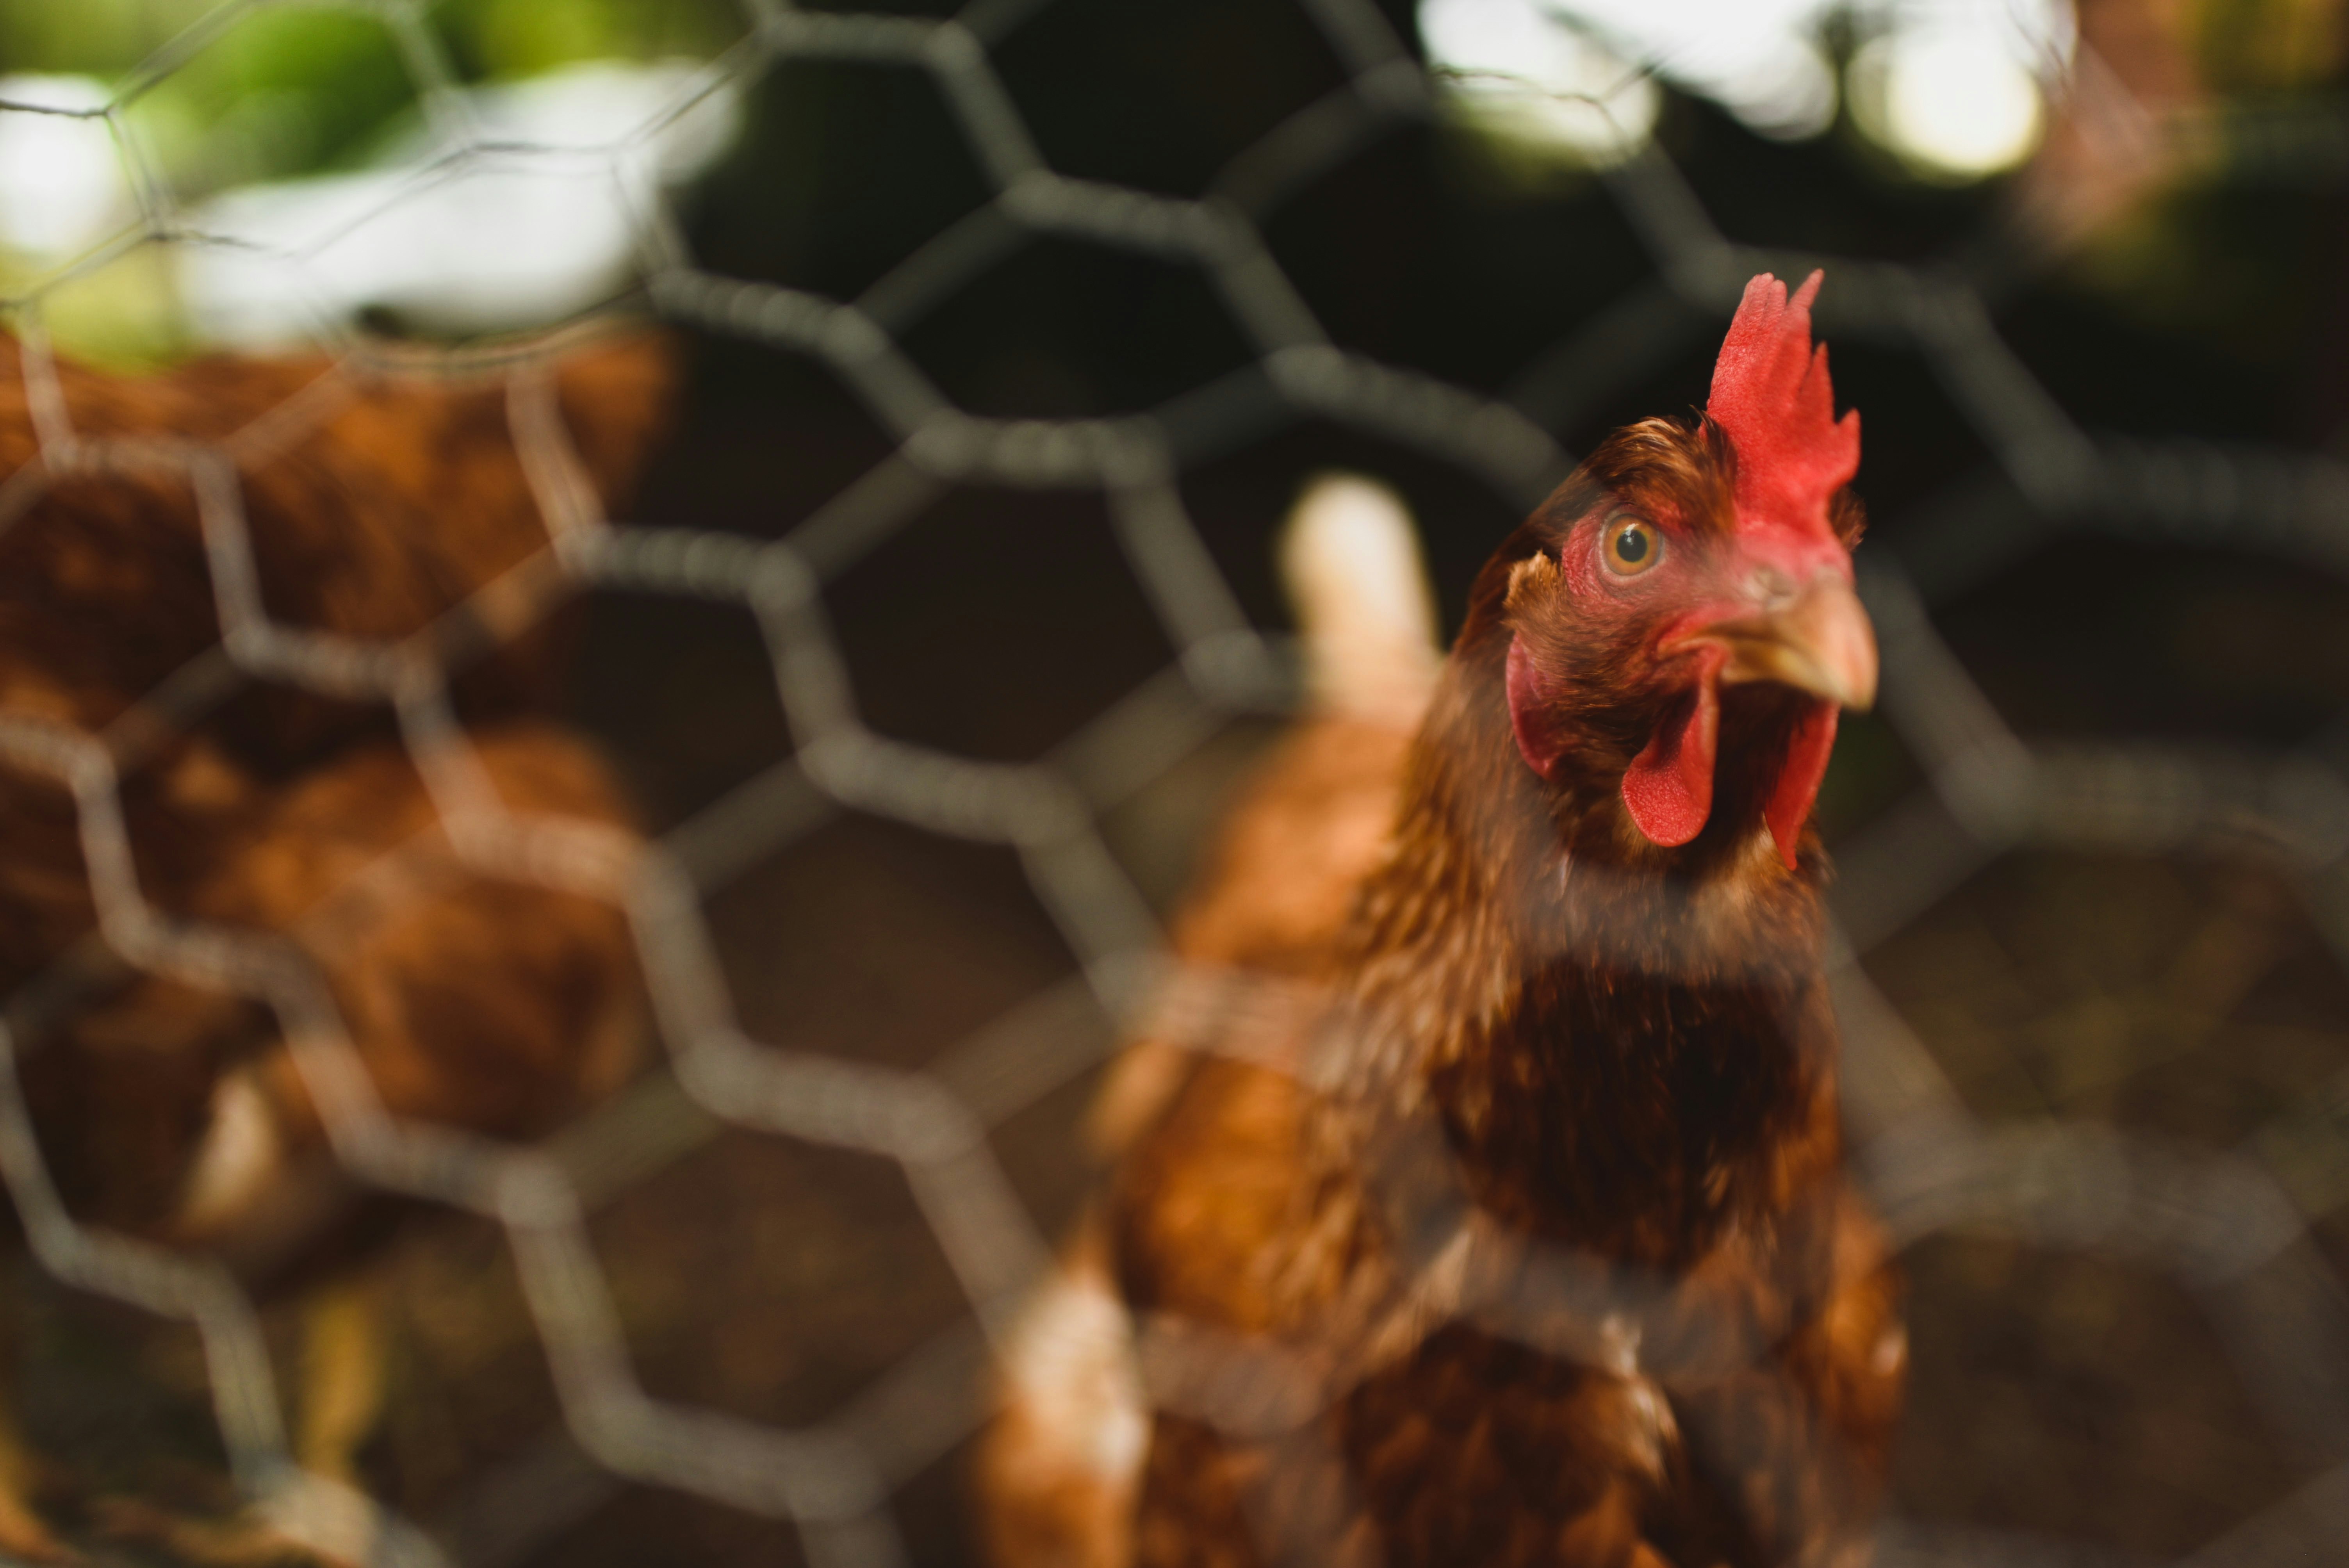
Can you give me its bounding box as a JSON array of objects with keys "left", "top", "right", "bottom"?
[
  {"left": 1422, "top": 0, "right": 2074, "bottom": 182},
  {"left": 0, "top": 74, "right": 125, "bottom": 260},
  {"left": 181, "top": 59, "right": 740, "bottom": 347},
  {"left": 1563, "top": 0, "right": 1841, "bottom": 139},
  {"left": 1418, "top": 0, "right": 1658, "bottom": 164},
  {"left": 1848, "top": 18, "right": 2052, "bottom": 182},
  {"left": 1422, "top": 0, "right": 1843, "bottom": 149}
]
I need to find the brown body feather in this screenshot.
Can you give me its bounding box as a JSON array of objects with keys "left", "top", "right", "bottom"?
[
  {"left": 981, "top": 423, "right": 1903, "bottom": 1567},
  {"left": 0, "top": 328, "right": 676, "bottom": 1239},
  {"left": 0, "top": 330, "right": 674, "bottom": 1557}
]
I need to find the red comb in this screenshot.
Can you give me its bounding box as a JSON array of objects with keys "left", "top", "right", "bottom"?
[{"left": 1706, "top": 270, "right": 1859, "bottom": 537}]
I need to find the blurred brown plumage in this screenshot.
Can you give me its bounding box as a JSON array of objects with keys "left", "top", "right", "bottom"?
[
  {"left": 978, "top": 275, "right": 1904, "bottom": 1568},
  {"left": 0, "top": 326, "right": 675, "bottom": 1561}
]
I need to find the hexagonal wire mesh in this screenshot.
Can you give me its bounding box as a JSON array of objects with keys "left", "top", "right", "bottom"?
[{"left": 1, "top": 0, "right": 2347, "bottom": 1564}]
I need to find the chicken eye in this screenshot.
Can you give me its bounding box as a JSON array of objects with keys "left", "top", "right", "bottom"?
[{"left": 1601, "top": 515, "right": 1662, "bottom": 577}]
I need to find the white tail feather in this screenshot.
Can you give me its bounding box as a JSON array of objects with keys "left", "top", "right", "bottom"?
[{"left": 1278, "top": 472, "right": 1441, "bottom": 727}]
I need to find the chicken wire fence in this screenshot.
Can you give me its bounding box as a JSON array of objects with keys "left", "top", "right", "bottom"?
[{"left": 0, "top": 0, "right": 2345, "bottom": 1565}]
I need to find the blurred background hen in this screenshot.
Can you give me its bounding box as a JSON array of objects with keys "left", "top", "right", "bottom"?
[{"left": 0, "top": 329, "right": 675, "bottom": 1558}]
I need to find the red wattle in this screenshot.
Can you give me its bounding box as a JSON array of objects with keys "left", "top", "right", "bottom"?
[
  {"left": 1765, "top": 700, "right": 1839, "bottom": 871},
  {"left": 1622, "top": 668, "right": 1720, "bottom": 847}
]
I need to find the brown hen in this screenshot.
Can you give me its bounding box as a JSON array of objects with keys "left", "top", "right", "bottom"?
[
  {"left": 979, "top": 273, "right": 1905, "bottom": 1568},
  {"left": 0, "top": 326, "right": 675, "bottom": 1561}
]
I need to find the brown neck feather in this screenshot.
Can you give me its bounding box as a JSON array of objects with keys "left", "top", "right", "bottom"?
[{"left": 1330, "top": 624, "right": 1842, "bottom": 1270}]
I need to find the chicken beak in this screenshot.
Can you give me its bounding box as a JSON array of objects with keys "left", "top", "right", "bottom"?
[{"left": 1713, "top": 576, "right": 1878, "bottom": 711}]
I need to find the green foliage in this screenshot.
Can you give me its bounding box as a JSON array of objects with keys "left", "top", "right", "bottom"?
[
  {"left": 2191, "top": 0, "right": 2344, "bottom": 95},
  {"left": 0, "top": 0, "right": 212, "bottom": 79},
  {"left": 130, "top": 9, "right": 419, "bottom": 193},
  {"left": 438, "top": 0, "right": 741, "bottom": 80},
  {"left": 0, "top": 0, "right": 742, "bottom": 368},
  {"left": 3, "top": 0, "right": 742, "bottom": 196}
]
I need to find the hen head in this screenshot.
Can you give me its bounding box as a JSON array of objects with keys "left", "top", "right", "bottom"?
[{"left": 1488, "top": 269, "right": 1875, "bottom": 875}]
